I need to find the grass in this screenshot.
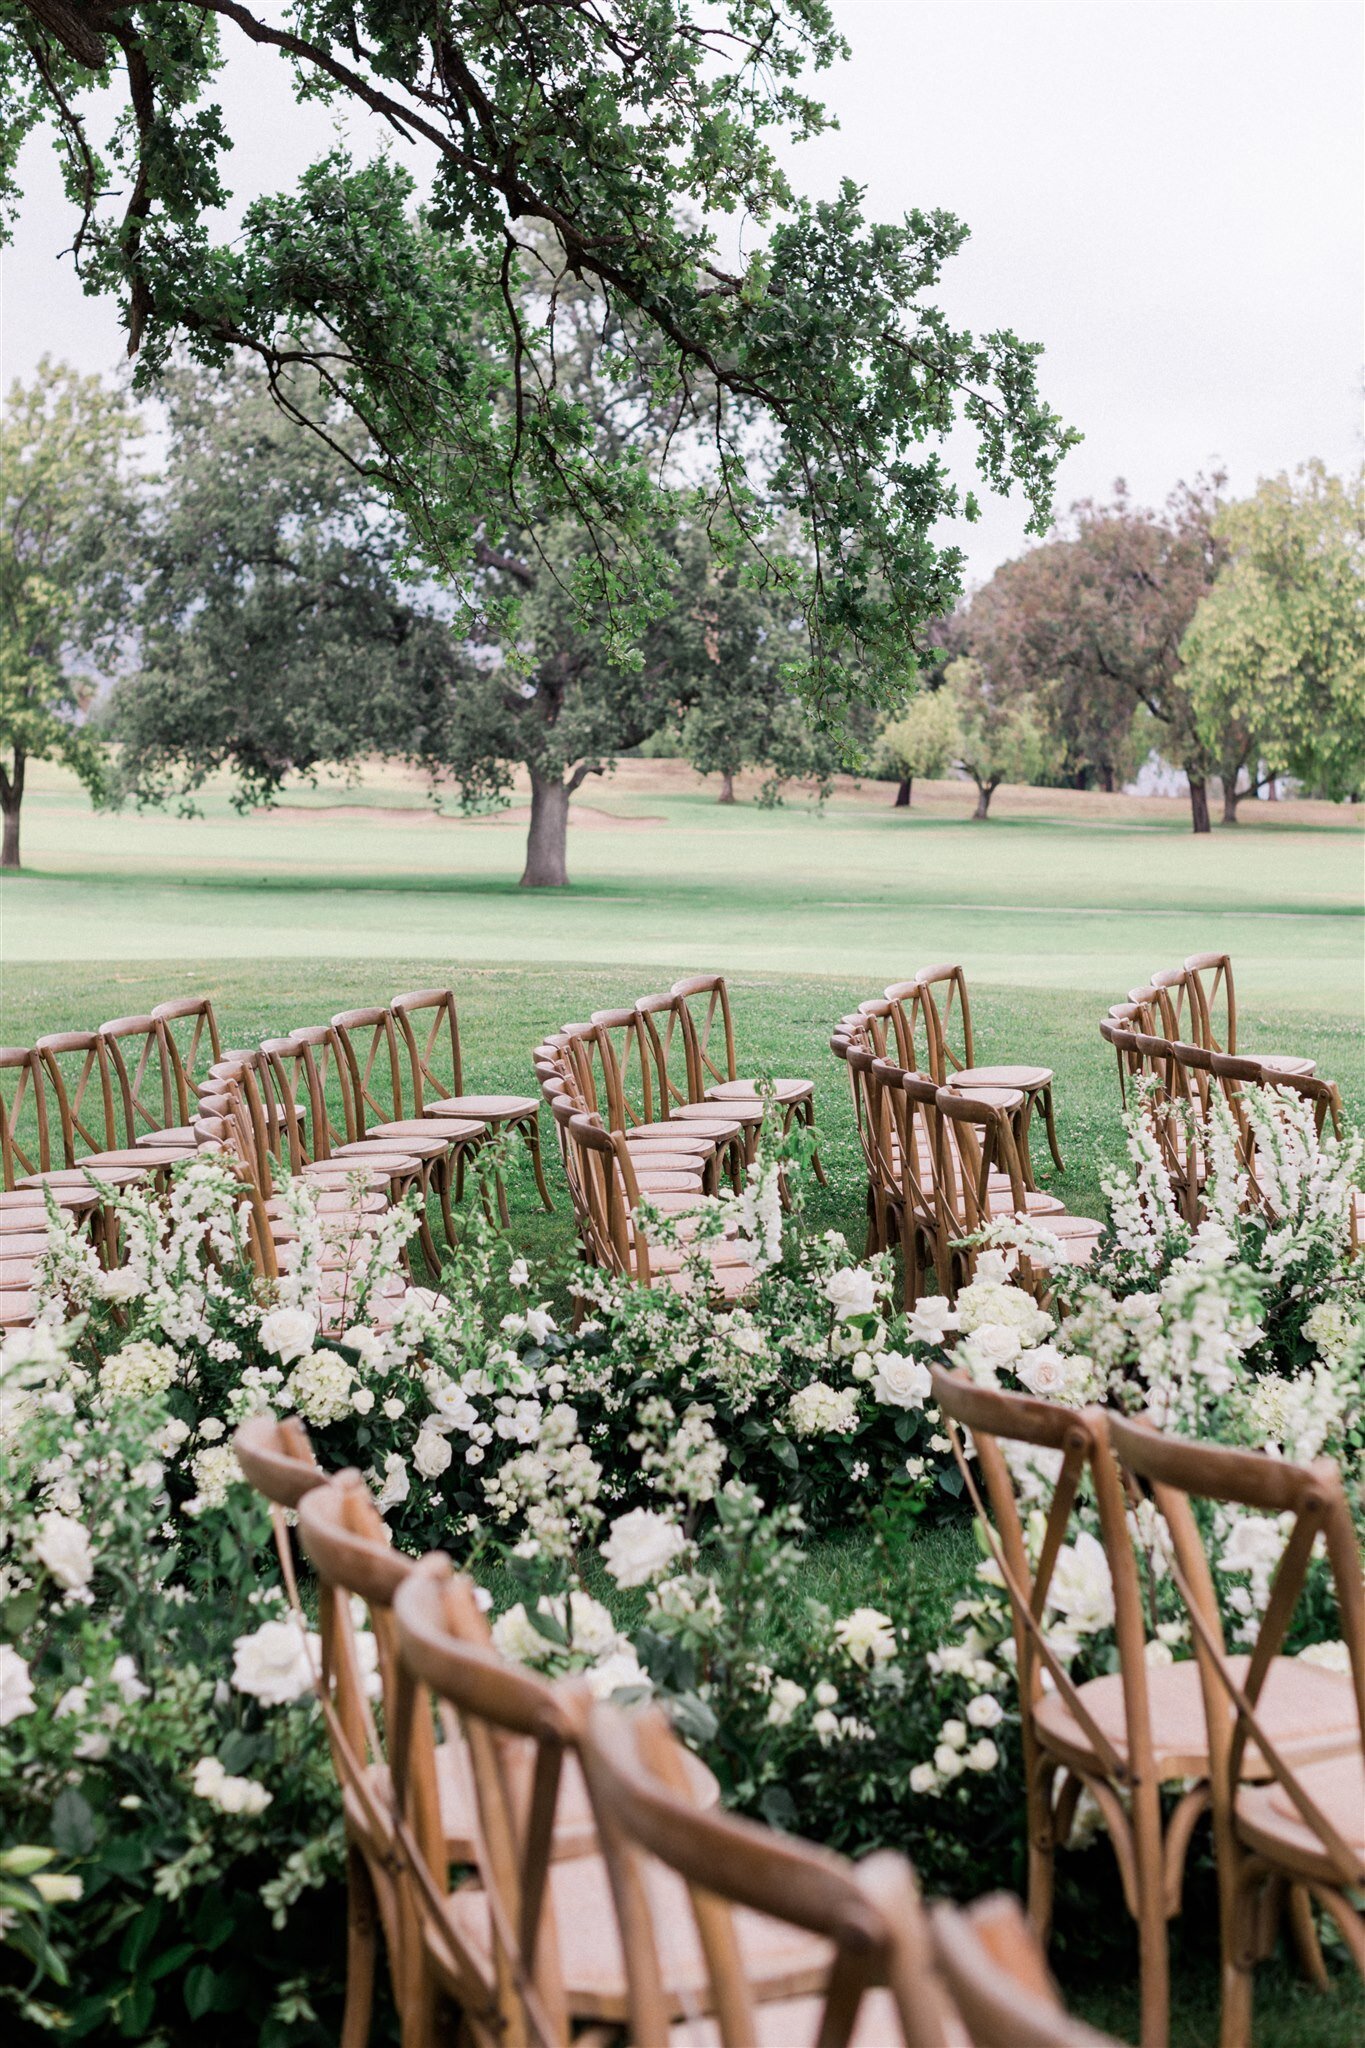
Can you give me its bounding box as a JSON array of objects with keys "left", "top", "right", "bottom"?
[{"left": 3, "top": 761, "right": 1362, "bottom": 2046}]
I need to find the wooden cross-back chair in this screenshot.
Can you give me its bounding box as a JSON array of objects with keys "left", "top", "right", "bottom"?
[
  {"left": 32, "top": 1031, "right": 187, "bottom": 1179},
  {"left": 589, "top": 1008, "right": 737, "bottom": 1187},
  {"left": 331, "top": 1007, "right": 487, "bottom": 1240},
  {"left": 1149, "top": 968, "right": 1197, "bottom": 1047},
  {"left": 576, "top": 1696, "right": 963, "bottom": 2048},
  {"left": 1181, "top": 954, "right": 1315, "bottom": 1077},
  {"left": 1107, "top": 1416, "right": 1364, "bottom": 2039},
  {"left": 633, "top": 993, "right": 753, "bottom": 1177},
  {"left": 1254, "top": 1063, "right": 1344, "bottom": 1142},
  {"left": 565, "top": 1113, "right": 754, "bottom": 1301},
  {"left": 394, "top": 1557, "right": 786, "bottom": 2048},
  {"left": 1100, "top": 1009, "right": 1147, "bottom": 1109},
  {"left": 98, "top": 1014, "right": 196, "bottom": 1152},
  {"left": 930, "top": 1090, "right": 1100, "bottom": 1298},
  {"left": 830, "top": 1032, "right": 890, "bottom": 1259},
  {"left": 869, "top": 1059, "right": 945, "bottom": 1303},
  {"left": 390, "top": 986, "right": 554, "bottom": 1218},
  {"left": 928, "top": 1894, "right": 1123, "bottom": 2048},
  {"left": 1123, "top": 1031, "right": 1205, "bottom": 1224},
  {"left": 913, "top": 965, "right": 1065, "bottom": 1184},
  {"left": 669, "top": 974, "right": 824, "bottom": 1182},
  {"left": 151, "top": 995, "right": 225, "bottom": 1108},
  {"left": 882, "top": 981, "right": 936, "bottom": 1077},
  {"left": 930, "top": 1373, "right": 1359, "bottom": 2048}
]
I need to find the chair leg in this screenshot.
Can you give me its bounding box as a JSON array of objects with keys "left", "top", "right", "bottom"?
[
  {"left": 521, "top": 1116, "right": 555, "bottom": 1212},
  {"left": 341, "top": 1838, "right": 379, "bottom": 2048},
  {"left": 1285, "top": 1883, "right": 1329, "bottom": 1992},
  {"left": 1026, "top": 1757, "right": 1058, "bottom": 1951},
  {"left": 1039, "top": 1083, "right": 1066, "bottom": 1175}
]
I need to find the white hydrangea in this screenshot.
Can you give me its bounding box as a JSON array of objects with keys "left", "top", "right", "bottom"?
[
  {"left": 99, "top": 1341, "right": 180, "bottom": 1403},
  {"left": 786, "top": 1383, "right": 860, "bottom": 1438},
  {"left": 184, "top": 1443, "right": 241, "bottom": 1516},
  {"left": 1302, "top": 1301, "right": 1356, "bottom": 1364},
  {"left": 285, "top": 1350, "right": 357, "bottom": 1429},
  {"left": 601, "top": 1508, "right": 688, "bottom": 1589},
  {"left": 955, "top": 1279, "right": 1052, "bottom": 1346}
]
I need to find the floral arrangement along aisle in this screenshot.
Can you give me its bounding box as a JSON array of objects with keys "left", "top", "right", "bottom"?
[{"left": 1, "top": 1095, "right": 1361, "bottom": 2039}]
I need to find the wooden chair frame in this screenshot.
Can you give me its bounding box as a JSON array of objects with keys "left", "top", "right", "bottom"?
[
  {"left": 390, "top": 986, "right": 554, "bottom": 1217},
  {"left": 914, "top": 966, "right": 1065, "bottom": 1183},
  {"left": 152, "top": 995, "right": 224, "bottom": 1111}
]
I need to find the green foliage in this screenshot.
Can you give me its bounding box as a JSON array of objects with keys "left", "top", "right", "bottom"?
[
  {"left": 0, "top": 359, "right": 141, "bottom": 864},
  {"left": 873, "top": 688, "right": 961, "bottom": 797},
  {"left": 945, "top": 656, "right": 1056, "bottom": 816},
  {"left": 1181, "top": 463, "right": 1365, "bottom": 809},
  {"left": 0, "top": 1, "right": 1078, "bottom": 719}
]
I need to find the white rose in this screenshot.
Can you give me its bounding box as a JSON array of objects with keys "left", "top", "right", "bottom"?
[
  {"left": 382, "top": 1398, "right": 405, "bottom": 1421},
  {"left": 907, "top": 1297, "right": 960, "bottom": 1346},
  {"left": 1014, "top": 1344, "right": 1076, "bottom": 1399},
  {"left": 966, "top": 1693, "right": 1003, "bottom": 1729},
  {"left": 151, "top": 1417, "right": 192, "bottom": 1456},
  {"left": 813, "top": 1681, "right": 839, "bottom": 1708},
  {"left": 822, "top": 1267, "right": 879, "bottom": 1321},
  {"left": 934, "top": 1745, "right": 965, "bottom": 1779},
  {"left": 965, "top": 1738, "right": 999, "bottom": 1773},
  {"left": 871, "top": 1352, "right": 932, "bottom": 1411},
  {"left": 231, "top": 1617, "right": 318, "bottom": 1707},
  {"left": 1144, "top": 1640, "right": 1175, "bottom": 1668},
  {"left": 584, "top": 1650, "right": 652, "bottom": 1701},
  {"left": 909, "top": 1762, "right": 939, "bottom": 1795},
  {"left": 198, "top": 1417, "right": 225, "bottom": 1442},
  {"left": 351, "top": 1388, "right": 375, "bottom": 1416},
  {"left": 412, "top": 1426, "right": 453, "bottom": 1480},
  {"left": 940, "top": 1718, "right": 968, "bottom": 1750},
  {"left": 258, "top": 1307, "right": 318, "bottom": 1364},
  {"left": 601, "top": 1508, "right": 688, "bottom": 1590},
  {"left": 957, "top": 1323, "right": 1024, "bottom": 1377},
  {"left": 833, "top": 1607, "right": 897, "bottom": 1667},
  {"left": 766, "top": 1678, "right": 807, "bottom": 1727},
  {"left": 1047, "top": 1533, "right": 1115, "bottom": 1636},
  {"left": 491, "top": 1603, "right": 552, "bottom": 1666},
  {"left": 34, "top": 1510, "right": 95, "bottom": 1591},
  {"left": 0, "top": 1644, "right": 36, "bottom": 1726}
]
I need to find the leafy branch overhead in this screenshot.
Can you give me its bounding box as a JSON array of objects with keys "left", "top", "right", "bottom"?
[{"left": 0, "top": 0, "right": 1079, "bottom": 712}]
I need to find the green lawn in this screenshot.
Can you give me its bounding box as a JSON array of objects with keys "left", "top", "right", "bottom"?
[{"left": 3, "top": 763, "right": 1363, "bottom": 2046}]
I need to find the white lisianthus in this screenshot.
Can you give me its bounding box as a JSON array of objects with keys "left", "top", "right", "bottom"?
[
  {"left": 766, "top": 1678, "right": 808, "bottom": 1727},
  {"left": 427, "top": 1379, "right": 479, "bottom": 1432},
  {"left": 939, "top": 1718, "right": 968, "bottom": 1751},
  {"left": 813, "top": 1681, "right": 839, "bottom": 1708},
  {"left": 833, "top": 1607, "right": 897, "bottom": 1667},
  {"left": 871, "top": 1352, "right": 931, "bottom": 1410},
  {"left": 507, "top": 1258, "right": 531, "bottom": 1289},
  {"left": 34, "top": 1510, "right": 95, "bottom": 1591},
  {"left": 231, "top": 1617, "right": 318, "bottom": 1707},
  {"left": 382, "top": 1398, "right": 405, "bottom": 1421},
  {"left": 966, "top": 1693, "right": 1004, "bottom": 1729},
  {"left": 965, "top": 1738, "right": 999, "bottom": 1773},
  {"left": 602, "top": 1508, "right": 688, "bottom": 1589},
  {"left": 198, "top": 1418, "right": 225, "bottom": 1442},
  {"left": 907, "top": 1297, "right": 960, "bottom": 1346},
  {"left": 786, "top": 1383, "right": 860, "bottom": 1438},
  {"left": 0, "top": 1644, "right": 36, "bottom": 1725},
  {"left": 258, "top": 1306, "right": 318, "bottom": 1363},
  {"left": 822, "top": 1267, "right": 879, "bottom": 1321},
  {"left": 1046, "top": 1532, "right": 1116, "bottom": 1636},
  {"left": 412, "top": 1425, "right": 454, "bottom": 1480}
]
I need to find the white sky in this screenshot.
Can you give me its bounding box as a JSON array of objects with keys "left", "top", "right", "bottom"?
[{"left": 1, "top": 0, "right": 1360, "bottom": 587}]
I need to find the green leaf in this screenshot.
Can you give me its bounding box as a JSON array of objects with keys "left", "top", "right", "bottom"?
[
  {"left": 526, "top": 1604, "right": 568, "bottom": 1648},
  {"left": 771, "top": 1436, "right": 799, "bottom": 1471},
  {"left": 147, "top": 1941, "right": 197, "bottom": 1981},
  {"left": 51, "top": 1787, "right": 97, "bottom": 1858},
  {"left": 184, "top": 1963, "right": 218, "bottom": 2020},
  {"left": 118, "top": 1900, "right": 163, "bottom": 1972},
  {"left": 120, "top": 1981, "right": 156, "bottom": 2037}
]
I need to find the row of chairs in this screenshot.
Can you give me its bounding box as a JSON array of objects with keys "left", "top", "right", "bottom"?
[
  {"left": 832, "top": 993, "right": 1101, "bottom": 1303},
  {"left": 0, "top": 988, "right": 544, "bottom": 1326},
  {"left": 531, "top": 977, "right": 819, "bottom": 1304},
  {"left": 931, "top": 1367, "right": 1364, "bottom": 2048},
  {"left": 235, "top": 1407, "right": 1128, "bottom": 2048}
]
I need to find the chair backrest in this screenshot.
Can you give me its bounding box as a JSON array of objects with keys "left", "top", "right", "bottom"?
[
  {"left": 1107, "top": 1414, "right": 1365, "bottom": 1889},
  {"left": 883, "top": 982, "right": 935, "bottom": 1075},
  {"left": 152, "top": 996, "right": 223, "bottom": 1107},
  {"left": 1256, "top": 1064, "right": 1344, "bottom": 1141},
  {"left": 34, "top": 1032, "right": 119, "bottom": 1162},
  {"left": 98, "top": 1014, "right": 178, "bottom": 1143},
  {"left": 1182, "top": 952, "right": 1236, "bottom": 1055},
  {"left": 928, "top": 1371, "right": 1158, "bottom": 1798},
  {"left": 834, "top": 1037, "right": 882, "bottom": 1195},
  {"left": 577, "top": 1698, "right": 960, "bottom": 2048},
  {"left": 872, "top": 1059, "right": 941, "bottom": 1233},
  {"left": 1148, "top": 967, "right": 1195, "bottom": 1045},
  {"left": 0, "top": 1047, "right": 54, "bottom": 1184},
  {"left": 634, "top": 993, "right": 703, "bottom": 1113},
  {"left": 331, "top": 1007, "right": 407, "bottom": 1129},
  {"left": 565, "top": 1113, "right": 646, "bottom": 1279},
  {"left": 929, "top": 1895, "right": 1121, "bottom": 2048},
  {"left": 1124, "top": 986, "right": 1162, "bottom": 1038},
  {"left": 390, "top": 987, "right": 465, "bottom": 1111},
  {"left": 234, "top": 1409, "right": 325, "bottom": 1511},
  {"left": 556, "top": 1023, "right": 607, "bottom": 1121},
  {"left": 913, "top": 966, "right": 974, "bottom": 1081},
  {"left": 588, "top": 1008, "right": 657, "bottom": 1130},
  {"left": 392, "top": 1555, "right": 580, "bottom": 2048},
  {"left": 266, "top": 1029, "right": 351, "bottom": 1160},
  {"left": 1098, "top": 1013, "right": 1143, "bottom": 1108},
  {"left": 670, "top": 975, "right": 740, "bottom": 1090}
]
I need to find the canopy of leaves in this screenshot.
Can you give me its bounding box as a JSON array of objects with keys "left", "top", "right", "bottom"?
[
  {"left": 945, "top": 654, "right": 1055, "bottom": 814},
  {"left": 1, "top": 0, "right": 1079, "bottom": 723},
  {"left": 874, "top": 687, "right": 961, "bottom": 785}
]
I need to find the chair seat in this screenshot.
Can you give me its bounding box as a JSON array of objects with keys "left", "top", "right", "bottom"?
[
  {"left": 685, "top": 1097, "right": 764, "bottom": 1126},
  {"left": 266, "top": 1192, "right": 388, "bottom": 1219},
  {"left": 301, "top": 1164, "right": 391, "bottom": 1191},
  {"left": 626, "top": 1151, "right": 710, "bottom": 1176},
  {"left": 441, "top": 1848, "right": 831, "bottom": 2022},
  {"left": 1, "top": 1186, "right": 95, "bottom": 1213},
  {"left": 328, "top": 1145, "right": 428, "bottom": 1173},
  {"left": 949, "top": 1066, "right": 1052, "bottom": 1091},
  {"left": 136, "top": 1126, "right": 197, "bottom": 1149},
  {"left": 78, "top": 1147, "right": 187, "bottom": 1172},
  {"left": 1035, "top": 1657, "right": 1357, "bottom": 1783},
  {"left": 625, "top": 1124, "right": 716, "bottom": 1152},
  {"left": 428, "top": 1094, "right": 538, "bottom": 1121},
  {"left": 658, "top": 1261, "right": 758, "bottom": 1300},
  {"left": 19, "top": 1163, "right": 147, "bottom": 1191},
  {"left": 707, "top": 1077, "right": 813, "bottom": 1105},
  {"left": 0, "top": 1289, "right": 37, "bottom": 1326},
  {"left": 364, "top": 1118, "right": 485, "bottom": 1146},
  {"left": 672, "top": 1988, "right": 910, "bottom": 2046},
  {"left": 346, "top": 1129, "right": 450, "bottom": 1161},
  {"left": 1249, "top": 1053, "right": 1316, "bottom": 1077},
  {"left": 1235, "top": 1749, "right": 1365, "bottom": 1886}
]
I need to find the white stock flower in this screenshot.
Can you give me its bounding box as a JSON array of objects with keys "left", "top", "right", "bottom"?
[
  {"left": 1046, "top": 1533, "right": 1115, "bottom": 1636},
  {"left": 870, "top": 1353, "right": 931, "bottom": 1410},
  {"left": 258, "top": 1307, "right": 318, "bottom": 1364},
  {"left": 231, "top": 1617, "right": 318, "bottom": 1707},
  {"left": 412, "top": 1426, "right": 454, "bottom": 1480},
  {"left": 822, "top": 1267, "right": 879, "bottom": 1321},
  {"left": 833, "top": 1608, "right": 897, "bottom": 1667},
  {"left": 0, "top": 1644, "right": 35, "bottom": 1726},
  {"left": 34, "top": 1511, "right": 95, "bottom": 1591},
  {"left": 602, "top": 1508, "right": 688, "bottom": 1589}
]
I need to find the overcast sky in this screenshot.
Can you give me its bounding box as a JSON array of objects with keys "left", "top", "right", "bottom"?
[{"left": 2, "top": 0, "right": 1360, "bottom": 587}]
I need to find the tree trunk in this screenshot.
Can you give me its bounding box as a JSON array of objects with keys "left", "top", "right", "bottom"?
[
  {"left": 0, "top": 747, "right": 24, "bottom": 871},
  {"left": 1185, "top": 766, "right": 1212, "bottom": 835},
  {"left": 520, "top": 771, "right": 571, "bottom": 887},
  {"left": 893, "top": 777, "right": 912, "bottom": 807},
  {"left": 1099, "top": 761, "right": 1116, "bottom": 794},
  {"left": 1221, "top": 781, "right": 1240, "bottom": 825},
  {"left": 972, "top": 779, "right": 997, "bottom": 820},
  {"left": 717, "top": 770, "right": 736, "bottom": 805}
]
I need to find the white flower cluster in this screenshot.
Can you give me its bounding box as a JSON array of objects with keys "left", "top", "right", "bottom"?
[
  {"left": 192, "top": 1755, "right": 272, "bottom": 1818},
  {"left": 491, "top": 1589, "right": 651, "bottom": 1700},
  {"left": 786, "top": 1382, "right": 860, "bottom": 1438}
]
